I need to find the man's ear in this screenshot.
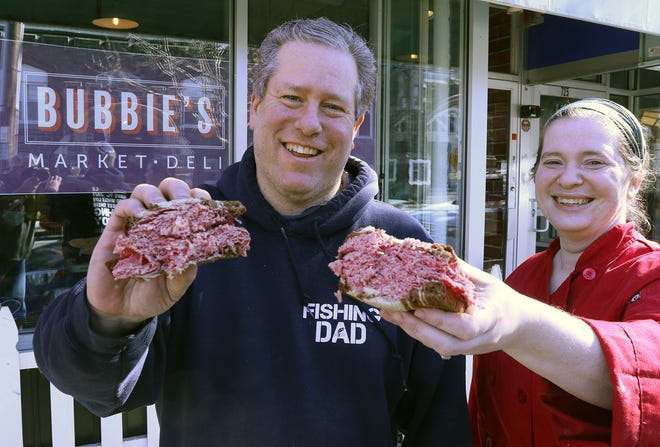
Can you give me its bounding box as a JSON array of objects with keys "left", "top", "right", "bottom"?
[
  {"left": 249, "top": 93, "right": 261, "bottom": 130},
  {"left": 351, "top": 114, "right": 366, "bottom": 144}
]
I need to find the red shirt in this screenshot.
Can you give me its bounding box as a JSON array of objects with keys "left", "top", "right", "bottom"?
[{"left": 470, "top": 223, "right": 660, "bottom": 446}]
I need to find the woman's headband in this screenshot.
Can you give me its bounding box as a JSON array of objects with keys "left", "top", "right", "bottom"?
[{"left": 548, "top": 98, "right": 645, "bottom": 160}]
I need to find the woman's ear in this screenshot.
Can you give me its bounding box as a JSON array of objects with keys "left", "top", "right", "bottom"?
[{"left": 627, "top": 174, "right": 643, "bottom": 200}]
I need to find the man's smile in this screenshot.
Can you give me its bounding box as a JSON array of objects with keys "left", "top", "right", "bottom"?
[{"left": 285, "top": 143, "right": 320, "bottom": 157}]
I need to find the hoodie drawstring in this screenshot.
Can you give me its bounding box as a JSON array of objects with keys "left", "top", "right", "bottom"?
[
  {"left": 311, "top": 219, "right": 335, "bottom": 261},
  {"left": 292, "top": 220, "right": 409, "bottom": 394},
  {"left": 280, "top": 226, "right": 313, "bottom": 307}
]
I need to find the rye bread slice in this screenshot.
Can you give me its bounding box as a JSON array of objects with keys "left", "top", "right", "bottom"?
[{"left": 329, "top": 226, "right": 475, "bottom": 312}]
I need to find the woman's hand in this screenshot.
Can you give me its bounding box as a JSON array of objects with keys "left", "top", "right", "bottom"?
[
  {"left": 380, "top": 261, "right": 531, "bottom": 358},
  {"left": 381, "top": 261, "right": 613, "bottom": 408}
]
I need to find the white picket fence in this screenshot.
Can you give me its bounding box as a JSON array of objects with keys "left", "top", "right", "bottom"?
[{"left": 0, "top": 306, "right": 160, "bottom": 447}]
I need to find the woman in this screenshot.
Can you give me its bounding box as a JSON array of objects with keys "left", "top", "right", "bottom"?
[{"left": 382, "top": 98, "right": 660, "bottom": 446}]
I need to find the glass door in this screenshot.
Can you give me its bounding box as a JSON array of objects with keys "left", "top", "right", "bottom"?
[{"left": 486, "top": 80, "right": 519, "bottom": 277}]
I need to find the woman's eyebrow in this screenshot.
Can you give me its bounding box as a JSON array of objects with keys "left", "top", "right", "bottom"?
[{"left": 540, "top": 151, "right": 562, "bottom": 158}]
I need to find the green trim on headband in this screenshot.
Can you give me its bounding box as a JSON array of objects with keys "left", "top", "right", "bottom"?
[{"left": 548, "top": 98, "right": 645, "bottom": 160}]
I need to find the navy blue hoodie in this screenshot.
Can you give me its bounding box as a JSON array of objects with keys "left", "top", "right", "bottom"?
[{"left": 34, "top": 147, "right": 472, "bottom": 446}]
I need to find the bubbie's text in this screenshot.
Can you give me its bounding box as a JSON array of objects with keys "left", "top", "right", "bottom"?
[{"left": 36, "top": 86, "right": 219, "bottom": 137}]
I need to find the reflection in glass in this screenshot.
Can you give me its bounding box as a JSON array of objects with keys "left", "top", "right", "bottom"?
[
  {"left": 638, "top": 93, "right": 660, "bottom": 244},
  {"left": 0, "top": 25, "right": 231, "bottom": 332},
  {"left": 382, "top": 0, "right": 465, "bottom": 251}
]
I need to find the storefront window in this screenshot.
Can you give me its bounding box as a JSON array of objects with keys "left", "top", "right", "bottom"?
[
  {"left": 0, "top": 4, "right": 231, "bottom": 444},
  {"left": 381, "top": 0, "right": 466, "bottom": 251},
  {"left": 1, "top": 1, "right": 468, "bottom": 335},
  {"left": 0, "top": 23, "right": 231, "bottom": 333},
  {"left": 638, "top": 93, "right": 660, "bottom": 243},
  {"left": 246, "top": 1, "right": 466, "bottom": 253},
  {"left": 639, "top": 66, "right": 660, "bottom": 90},
  {"left": 610, "top": 69, "right": 633, "bottom": 89},
  {"left": 488, "top": 6, "right": 516, "bottom": 75}
]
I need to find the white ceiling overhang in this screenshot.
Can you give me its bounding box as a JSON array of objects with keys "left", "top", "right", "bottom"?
[{"left": 484, "top": 0, "right": 660, "bottom": 35}]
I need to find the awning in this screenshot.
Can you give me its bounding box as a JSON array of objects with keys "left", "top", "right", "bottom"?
[{"left": 485, "top": 0, "right": 660, "bottom": 35}]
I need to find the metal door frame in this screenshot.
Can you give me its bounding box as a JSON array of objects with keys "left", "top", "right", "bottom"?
[{"left": 487, "top": 78, "right": 520, "bottom": 277}]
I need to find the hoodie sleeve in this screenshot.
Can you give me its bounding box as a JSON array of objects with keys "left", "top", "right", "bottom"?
[
  {"left": 397, "top": 343, "right": 473, "bottom": 446},
  {"left": 33, "top": 279, "right": 159, "bottom": 417},
  {"left": 583, "top": 280, "right": 660, "bottom": 447}
]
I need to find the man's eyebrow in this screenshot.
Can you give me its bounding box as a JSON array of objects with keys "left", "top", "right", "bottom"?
[{"left": 279, "top": 82, "right": 353, "bottom": 104}]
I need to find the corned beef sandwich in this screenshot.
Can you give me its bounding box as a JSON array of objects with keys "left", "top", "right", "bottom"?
[
  {"left": 328, "top": 226, "right": 475, "bottom": 312},
  {"left": 109, "top": 198, "right": 251, "bottom": 280}
]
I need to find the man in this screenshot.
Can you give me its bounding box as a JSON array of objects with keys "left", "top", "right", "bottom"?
[{"left": 34, "top": 17, "right": 471, "bottom": 446}]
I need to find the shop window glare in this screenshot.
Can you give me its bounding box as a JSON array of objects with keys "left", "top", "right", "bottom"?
[
  {"left": 639, "top": 67, "right": 660, "bottom": 89},
  {"left": 640, "top": 110, "right": 660, "bottom": 128},
  {"left": 17, "top": 24, "right": 228, "bottom": 57},
  {"left": 610, "top": 69, "right": 632, "bottom": 89},
  {"left": 573, "top": 73, "right": 602, "bottom": 84}
]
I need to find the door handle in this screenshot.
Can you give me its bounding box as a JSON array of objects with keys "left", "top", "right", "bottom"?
[{"left": 530, "top": 199, "right": 549, "bottom": 233}]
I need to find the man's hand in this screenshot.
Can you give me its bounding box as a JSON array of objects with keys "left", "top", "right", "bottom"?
[{"left": 85, "top": 177, "right": 212, "bottom": 334}]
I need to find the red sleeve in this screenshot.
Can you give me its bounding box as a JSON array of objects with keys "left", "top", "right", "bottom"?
[{"left": 583, "top": 280, "right": 660, "bottom": 447}]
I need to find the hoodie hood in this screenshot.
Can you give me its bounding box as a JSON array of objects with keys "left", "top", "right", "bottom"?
[{"left": 215, "top": 146, "right": 379, "bottom": 237}]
